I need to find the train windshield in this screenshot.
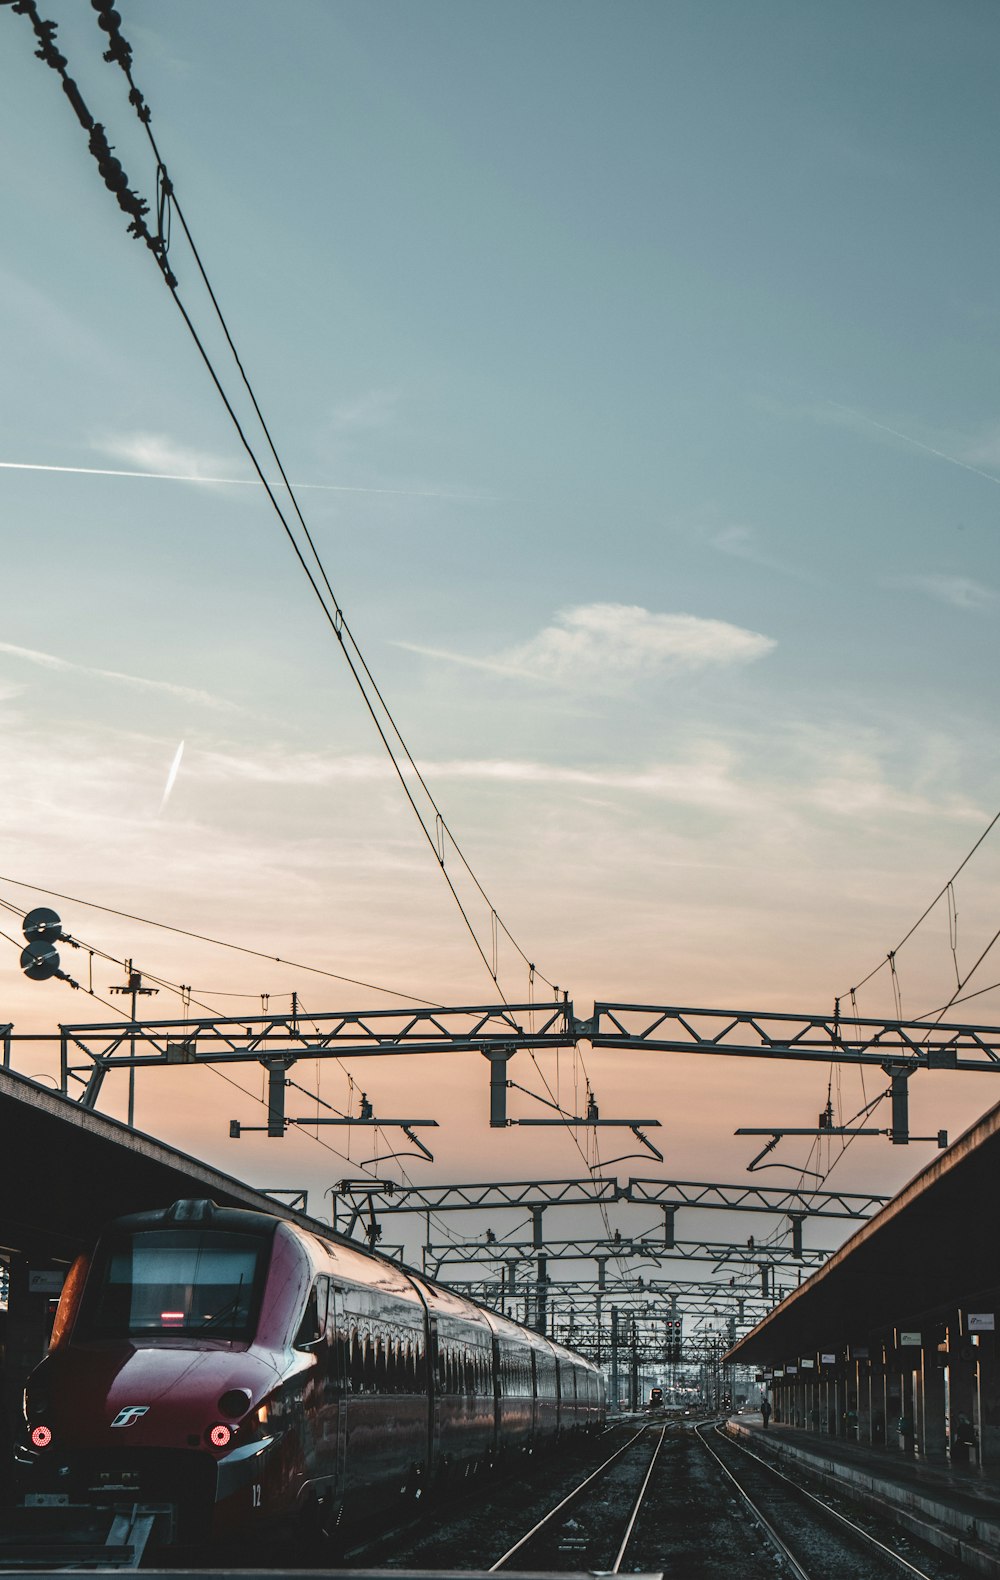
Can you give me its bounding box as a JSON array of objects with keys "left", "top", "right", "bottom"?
[{"left": 77, "top": 1230, "right": 265, "bottom": 1340}]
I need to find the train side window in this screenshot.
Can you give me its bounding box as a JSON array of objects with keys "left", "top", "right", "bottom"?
[{"left": 295, "top": 1283, "right": 321, "bottom": 1348}]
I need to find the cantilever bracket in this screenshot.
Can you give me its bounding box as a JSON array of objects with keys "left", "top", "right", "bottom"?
[{"left": 630, "top": 1124, "right": 663, "bottom": 1162}]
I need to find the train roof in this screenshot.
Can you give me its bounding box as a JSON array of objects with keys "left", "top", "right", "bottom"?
[{"left": 100, "top": 1198, "right": 282, "bottom": 1239}]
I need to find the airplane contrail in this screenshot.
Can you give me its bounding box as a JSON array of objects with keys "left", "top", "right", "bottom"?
[
  {"left": 158, "top": 740, "right": 185, "bottom": 816},
  {"left": 0, "top": 459, "right": 466, "bottom": 500},
  {"left": 828, "top": 402, "right": 1000, "bottom": 488}
]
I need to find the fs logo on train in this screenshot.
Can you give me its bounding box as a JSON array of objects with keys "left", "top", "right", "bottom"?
[{"left": 110, "top": 1406, "right": 150, "bottom": 1428}]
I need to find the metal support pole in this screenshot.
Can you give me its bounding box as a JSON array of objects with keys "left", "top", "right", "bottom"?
[
  {"left": 611, "top": 1305, "right": 620, "bottom": 1410},
  {"left": 532, "top": 1206, "right": 547, "bottom": 1333},
  {"left": 789, "top": 1212, "right": 805, "bottom": 1259},
  {"left": 536, "top": 1255, "right": 548, "bottom": 1336},
  {"left": 662, "top": 1204, "right": 676, "bottom": 1249},
  {"left": 483, "top": 1046, "right": 515, "bottom": 1127},
  {"left": 888, "top": 1064, "right": 910, "bottom": 1144},
  {"left": 265, "top": 1058, "right": 293, "bottom": 1137}
]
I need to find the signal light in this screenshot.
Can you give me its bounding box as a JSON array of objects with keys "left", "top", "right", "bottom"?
[
  {"left": 31, "top": 1425, "right": 52, "bottom": 1448},
  {"left": 208, "top": 1423, "right": 232, "bottom": 1448}
]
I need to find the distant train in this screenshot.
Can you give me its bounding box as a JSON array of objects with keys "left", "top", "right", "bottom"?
[{"left": 18, "top": 1199, "right": 606, "bottom": 1545}]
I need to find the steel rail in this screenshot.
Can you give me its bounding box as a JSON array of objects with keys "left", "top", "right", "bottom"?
[
  {"left": 694, "top": 1420, "right": 811, "bottom": 1580},
  {"left": 610, "top": 1424, "right": 667, "bottom": 1573},
  {"left": 487, "top": 1424, "right": 652, "bottom": 1571},
  {"left": 713, "top": 1423, "right": 936, "bottom": 1579}
]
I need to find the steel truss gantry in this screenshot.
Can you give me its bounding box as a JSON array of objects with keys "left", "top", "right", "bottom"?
[
  {"left": 421, "top": 1237, "right": 828, "bottom": 1276},
  {"left": 329, "top": 1174, "right": 887, "bottom": 1236},
  {"left": 584, "top": 1003, "right": 1000, "bottom": 1068},
  {"left": 57, "top": 1002, "right": 573, "bottom": 1112},
  {"left": 452, "top": 1276, "right": 768, "bottom": 1303},
  {"left": 47, "top": 999, "right": 1000, "bottom": 1146}
]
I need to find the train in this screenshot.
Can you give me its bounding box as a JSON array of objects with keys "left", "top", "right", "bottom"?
[{"left": 17, "top": 1198, "right": 606, "bottom": 1546}]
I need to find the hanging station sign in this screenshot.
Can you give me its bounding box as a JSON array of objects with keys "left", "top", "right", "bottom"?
[{"left": 968, "top": 1313, "right": 996, "bottom": 1332}]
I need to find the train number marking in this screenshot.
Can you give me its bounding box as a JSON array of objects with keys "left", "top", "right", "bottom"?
[{"left": 252, "top": 1484, "right": 262, "bottom": 1508}]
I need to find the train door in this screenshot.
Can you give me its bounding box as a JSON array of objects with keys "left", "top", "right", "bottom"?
[
  {"left": 530, "top": 1348, "right": 538, "bottom": 1440},
  {"left": 426, "top": 1313, "right": 442, "bottom": 1474},
  {"left": 555, "top": 1356, "right": 562, "bottom": 1435},
  {"left": 491, "top": 1331, "right": 501, "bottom": 1453},
  {"left": 328, "top": 1284, "right": 348, "bottom": 1499}
]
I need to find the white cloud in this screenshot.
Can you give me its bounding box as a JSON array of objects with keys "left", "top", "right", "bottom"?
[
  {"left": 0, "top": 640, "right": 237, "bottom": 711},
  {"left": 95, "top": 430, "right": 239, "bottom": 481},
  {"left": 893, "top": 574, "right": 997, "bottom": 611},
  {"left": 509, "top": 605, "right": 775, "bottom": 683},
  {"left": 400, "top": 603, "right": 776, "bottom": 689}
]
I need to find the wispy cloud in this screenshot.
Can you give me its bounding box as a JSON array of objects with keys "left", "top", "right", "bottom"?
[
  {"left": 820, "top": 403, "right": 1000, "bottom": 489},
  {"left": 330, "top": 388, "right": 401, "bottom": 430},
  {"left": 192, "top": 736, "right": 986, "bottom": 830},
  {"left": 399, "top": 603, "right": 776, "bottom": 689},
  {"left": 98, "top": 432, "right": 234, "bottom": 480},
  {"left": 0, "top": 640, "right": 236, "bottom": 711},
  {"left": 709, "top": 524, "right": 819, "bottom": 585},
  {"left": 0, "top": 429, "right": 470, "bottom": 500},
  {"left": 891, "top": 574, "right": 997, "bottom": 611},
  {"left": 157, "top": 740, "right": 186, "bottom": 815}
]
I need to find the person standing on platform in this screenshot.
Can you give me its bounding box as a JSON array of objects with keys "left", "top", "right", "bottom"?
[{"left": 761, "top": 1397, "right": 771, "bottom": 1428}]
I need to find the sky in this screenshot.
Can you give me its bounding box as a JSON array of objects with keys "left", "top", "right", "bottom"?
[{"left": 2, "top": 0, "right": 1000, "bottom": 1302}]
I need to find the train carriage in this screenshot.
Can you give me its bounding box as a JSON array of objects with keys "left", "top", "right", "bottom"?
[{"left": 18, "top": 1199, "right": 605, "bottom": 1547}]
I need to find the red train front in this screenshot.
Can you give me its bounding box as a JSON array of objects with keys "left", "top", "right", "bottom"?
[
  {"left": 19, "top": 1200, "right": 316, "bottom": 1544},
  {"left": 18, "top": 1197, "right": 605, "bottom": 1548}
]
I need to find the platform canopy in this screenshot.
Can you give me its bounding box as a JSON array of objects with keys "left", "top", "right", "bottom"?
[
  {"left": 0, "top": 1066, "right": 318, "bottom": 1263},
  {"left": 727, "top": 1094, "right": 1000, "bottom": 1365}
]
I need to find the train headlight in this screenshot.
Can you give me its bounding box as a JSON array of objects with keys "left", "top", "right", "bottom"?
[
  {"left": 207, "top": 1423, "right": 232, "bottom": 1449},
  {"left": 218, "top": 1388, "right": 252, "bottom": 1416},
  {"left": 30, "top": 1425, "right": 53, "bottom": 1449}
]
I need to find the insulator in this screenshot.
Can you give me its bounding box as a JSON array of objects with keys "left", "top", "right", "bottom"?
[{"left": 101, "top": 159, "right": 127, "bottom": 192}]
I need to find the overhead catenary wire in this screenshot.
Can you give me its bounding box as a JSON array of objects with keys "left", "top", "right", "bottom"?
[
  {"left": 0, "top": 875, "right": 442, "bottom": 1007},
  {"left": 3, "top": 2, "right": 600, "bottom": 1227},
  {"left": 4, "top": 0, "right": 557, "bottom": 1007},
  {"left": 847, "top": 804, "right": 1000, "bottom": 998},
  {"left": 0, "top": 915, "right": 401, "bottom": 1186}
]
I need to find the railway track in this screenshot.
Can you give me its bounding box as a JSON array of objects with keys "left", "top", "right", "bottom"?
[
  {"left": 368, "top": 1412, "right": 972, "bottom": 1579},
  {"left": 489, "top": 1422, "right": 669, "bottom": 1573},
  {"left": 696, "top": 1422, "right": 960, "bottom": 1580}
]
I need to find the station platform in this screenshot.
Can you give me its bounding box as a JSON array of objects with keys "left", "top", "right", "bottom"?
[{"left": 728, "top": 1413, "right": 1000, "bottom": 1577}]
